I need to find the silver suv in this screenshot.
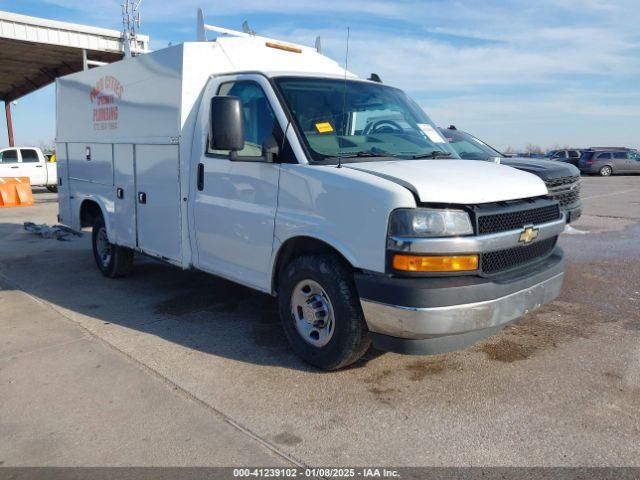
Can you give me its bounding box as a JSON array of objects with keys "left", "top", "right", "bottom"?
[
  {"left": 578, "top": 149, "right": 640, "bottom": 176},
  {"left": 547, "top": 149, "right": 582, "bottom": 167}
]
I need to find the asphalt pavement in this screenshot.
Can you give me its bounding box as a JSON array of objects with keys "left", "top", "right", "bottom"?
[{"left": 0, "top": 179, "right": 639, "bottom": 467}]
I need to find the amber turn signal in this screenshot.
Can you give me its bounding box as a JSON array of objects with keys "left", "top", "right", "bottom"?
[{"left": 393, "top": 254, "right": 479, "bottom": 272}]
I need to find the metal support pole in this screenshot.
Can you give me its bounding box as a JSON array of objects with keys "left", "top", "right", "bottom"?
[
  {"left": 5, "top": 101, "right": 14, "bottom": 147},
  {"left": 82, "top": 49, "right": 88, "bottom": 71}
]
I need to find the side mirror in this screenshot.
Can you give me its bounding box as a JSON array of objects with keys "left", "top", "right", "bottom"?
[
  {"left": 209, "top": 96, "right": 245, "bottom": 151},
  {"left": 262, "top": 135, "right": 280, "bottom": 163}
]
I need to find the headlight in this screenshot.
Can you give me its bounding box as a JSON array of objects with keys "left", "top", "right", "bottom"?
[{"left": 389, "top": 208, "right": 473, "bottom": 237}]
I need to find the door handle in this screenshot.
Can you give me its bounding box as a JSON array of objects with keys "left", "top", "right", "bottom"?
[
  {"left": 138, "top": 192, "right": 147, "bottom": 204},
  {"left": 36, "top": 165, "right": 43, "bottom": 168},
  {"left": 11, "top": 166, "right": 19, "bottom": 169},
  {"left": 117, "top": 188, "right": 124, "bottom": 199},
  {"left": 197, "top": 163, "right": 204, "bottom": 191}
]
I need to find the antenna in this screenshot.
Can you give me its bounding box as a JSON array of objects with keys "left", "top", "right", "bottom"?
[
  {"left": 338, "top": 26, "right": 350, "bottom": 169},
  {"left": 121, "top": 0, "right": 143, "bottom": 57},
  {"left": 242, "top": 21, "right": 255, "bottom": 36}
]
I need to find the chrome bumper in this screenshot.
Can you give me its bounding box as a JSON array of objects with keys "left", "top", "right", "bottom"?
[{"left": 361, "top": 272, "right": 564, "bottom": 339}]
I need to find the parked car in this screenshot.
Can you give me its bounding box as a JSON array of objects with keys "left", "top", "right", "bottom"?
[
  {"left": 0, "top": 147, "right": 58, "bottom": 192},
  {"left": 578, "top": 148, "right": 640, "bottom": 176},
  {"left": 440, "top": 126, "right": 582, "bottom": 223},
  {"left": 546, "top": 149, "right": 583, "bottom": 167},
  {"left": 55, "top": 18, "right": 566, "bottom": 370}
]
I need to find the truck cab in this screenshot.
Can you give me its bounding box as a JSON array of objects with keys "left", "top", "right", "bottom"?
[
  {"left": 0, "top": 147, "right": 57, "bottom": 190},
  {"left": 55, "top": 15, "right": 566, "bottom": 370}
]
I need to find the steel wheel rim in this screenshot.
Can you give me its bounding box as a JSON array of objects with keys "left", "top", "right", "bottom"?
[
  {"left": 290, "top": 279, "right": 335, "bottom": 348},
  {"left": 96, "top": 227, "right": 112, "bottom": 268}
]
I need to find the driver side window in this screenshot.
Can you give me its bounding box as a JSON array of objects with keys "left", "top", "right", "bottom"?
[{"left": 208, "top": 81, "right": 276, "bottom": 158}]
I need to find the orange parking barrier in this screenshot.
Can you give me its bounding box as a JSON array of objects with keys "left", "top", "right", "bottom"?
[{"left": 0, "top": 177, "right": 34, "bottom": 208}]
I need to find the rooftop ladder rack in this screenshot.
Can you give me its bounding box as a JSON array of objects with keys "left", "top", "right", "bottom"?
[{"left": 196, "top": 7, "right": 321, "bottom": 53}]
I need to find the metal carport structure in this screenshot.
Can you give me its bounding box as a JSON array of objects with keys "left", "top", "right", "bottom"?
[{"left": 0, "top": 10, "right": 149, "bottom": 146}]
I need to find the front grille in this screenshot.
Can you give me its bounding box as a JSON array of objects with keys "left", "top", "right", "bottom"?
[
  {"left": 550, "top": 188, "right": 580, "bottom": 208},
  {"left": 481, "top": 237, "right": 557, "bottom": 274},
  {"left": 545, "top": 176, "right": 581, "bottom": 208},
  {"left": 477, "top": 204, "right": 561, "bottom": 234},
  {"left": 544, "top": 175, "right": 580, "bottom": 189}
]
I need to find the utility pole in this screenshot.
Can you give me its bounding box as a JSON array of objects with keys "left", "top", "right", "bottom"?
[{"left": 5, "top": 102, "right": 14, "bottom": 147}]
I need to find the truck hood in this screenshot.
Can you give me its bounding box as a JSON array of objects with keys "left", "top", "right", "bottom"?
[
  {"left": 344, "top": 159, "right": 547, "bottom": 204},
  {"left": 499, "top": 157, "right": 580, "bottom": 181}
]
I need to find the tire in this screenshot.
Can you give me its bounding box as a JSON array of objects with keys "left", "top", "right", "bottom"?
[
  {"left": 599, "top": 165, "right": 612, "bottom": 176},
  {"left": 278, "top": 254, "right": 371, "bottom": 370},
  {"left": 91, "top": 215, "right": 134, "bottom": 278},
  {"left": 46, "top": 185, "right": 58, "bottom": 193}
]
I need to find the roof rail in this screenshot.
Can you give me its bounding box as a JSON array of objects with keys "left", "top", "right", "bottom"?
[{"left": 196, "top": 7, "right": 319, "bottom": 52}]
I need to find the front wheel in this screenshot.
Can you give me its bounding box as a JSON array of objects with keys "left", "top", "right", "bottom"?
[
  {"left": 46, "top": 185, "right": 58, "bottom": 193},
  {"left": 92, "top": 216, "right": 134, "bottom": 278},
  {"left": 278, "top": 254, "right": 371, "bottom": 370},
  {"left": 599, "top": 165, "right": 613, "bottom": 176}
]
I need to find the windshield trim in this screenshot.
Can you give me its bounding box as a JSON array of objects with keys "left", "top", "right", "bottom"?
[{"left": 271, "top": 75, "right": 453, "bottom": 165}]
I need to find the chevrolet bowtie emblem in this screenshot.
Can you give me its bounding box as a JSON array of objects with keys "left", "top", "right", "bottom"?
[{"left": 519, "top": 226, "right": 539, "bottom": 244}]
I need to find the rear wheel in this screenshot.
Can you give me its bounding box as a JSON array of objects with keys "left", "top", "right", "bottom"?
[
  {"left": 278, "top": 254, "right": 371, "bottom": 370},
  {"left": 92, "top": 216, "right": 134, "bottom": 278},
  {"left": 599, "top": 165, "right": 612, "bottom": 176}
]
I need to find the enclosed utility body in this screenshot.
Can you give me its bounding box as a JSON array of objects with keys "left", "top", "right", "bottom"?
[{"left": 57, "top": 25, "right": 566, "bottom": 370}]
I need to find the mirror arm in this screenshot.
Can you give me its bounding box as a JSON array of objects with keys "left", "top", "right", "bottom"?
[{"left": 262, "top": 135, "right": 280, "bottom": 163}]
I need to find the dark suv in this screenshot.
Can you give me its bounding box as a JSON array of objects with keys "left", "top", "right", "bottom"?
[
  {"left": 578, "top": 148, "right": 640, "bottom": 176},
  {"left": 441, "top": 126, "right": 582, "bottom": 223}
]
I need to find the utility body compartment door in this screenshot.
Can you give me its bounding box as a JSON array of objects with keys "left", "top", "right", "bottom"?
[
  {"left": 112, "top": 144, "right": 137, "bottom": 248},
  {"left": 55, "top": 143, "right": 72, "bottom": 226},
  {"left": 135, "top": 144, "right": 181, "bottom": 263},
  {"left": 67, "top": 143, "right": 113, "bottom": 185}
]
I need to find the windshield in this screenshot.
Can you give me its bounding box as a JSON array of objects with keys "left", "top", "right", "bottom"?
[
  {"left": 439, "top": 128, "right": 503, "bottom": 161},
  {"left": 274, "top": 77, "right": 458, "bottom": 163}
]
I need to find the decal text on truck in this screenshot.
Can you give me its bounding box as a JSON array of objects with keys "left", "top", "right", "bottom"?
[{"left": 90, "top": 75, "right": 123, "bottom": 131}]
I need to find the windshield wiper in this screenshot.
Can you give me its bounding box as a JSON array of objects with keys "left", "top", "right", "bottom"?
[
  {"left": 410, "top": 151, "right": 453, "bottom": 159},
  {"left": 334, "top": 150, "right": 396, "bottom": 159}
]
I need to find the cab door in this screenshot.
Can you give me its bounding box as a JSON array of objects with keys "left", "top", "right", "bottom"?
[
  {"left": 631, "top": 152, "right": 640, "bottom": 173},
  {"left": 0, "top": 149, "right": 21, "bottom": 177},
  {"left": 613, "top": 152, "right": 630, "bottom": 172},
  {"left": 192, "top": 74, "right": 285, "bottom": 292},
  {"left": 19, "top": 149, "right": 47, "bottom": 185}
]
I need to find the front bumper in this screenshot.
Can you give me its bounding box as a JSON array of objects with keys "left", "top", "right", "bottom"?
[
  {"left": 564, "top": 203, "right": 582, "bottom": 223},
  {"left": 355, "top": 248, "right": 564, "bottom": 355}
]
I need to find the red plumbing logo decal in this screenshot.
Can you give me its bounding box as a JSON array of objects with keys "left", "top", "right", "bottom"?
[{"left": 90, "top": 76, "right": 123, "bottom": 130}]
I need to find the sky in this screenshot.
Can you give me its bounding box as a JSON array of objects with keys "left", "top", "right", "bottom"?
[{"left": 1, "top": 0, "right": 639, "bottom": 151}]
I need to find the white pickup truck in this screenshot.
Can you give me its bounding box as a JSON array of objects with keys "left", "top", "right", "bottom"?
[
  {"left": 55, "top": 13, "right": 566, "bottom": 370},
  {"left": 0, "top": 147, "right": 58, "bottom": 191}
]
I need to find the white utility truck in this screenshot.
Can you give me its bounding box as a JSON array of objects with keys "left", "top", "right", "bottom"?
[
  {"left": 0, "top": 147, "right": 58, "bottom": 191},
  {"left": 56, "top": 13, "right": 566, "bottom": 370}
]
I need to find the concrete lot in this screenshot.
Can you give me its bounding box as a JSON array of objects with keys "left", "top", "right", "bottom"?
[{"left": 0, "top": 178, "right": 639, "bottom": 467}]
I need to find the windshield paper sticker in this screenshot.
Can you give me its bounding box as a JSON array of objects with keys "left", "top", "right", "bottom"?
[
  {"left": 418, "top": 123, "right": 446, "bottom": 143},
  {"left": 315, "top": 122, "right": 334, "bottom": 134}
]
